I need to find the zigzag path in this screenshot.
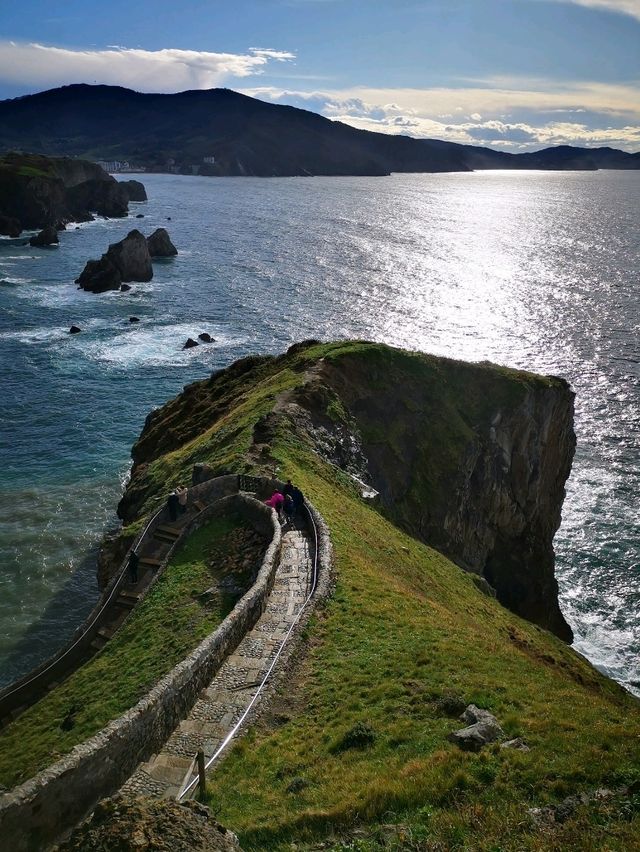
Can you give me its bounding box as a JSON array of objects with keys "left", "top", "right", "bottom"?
[{"left": 121, "top": 515, "right": 314, "bottom": 799}]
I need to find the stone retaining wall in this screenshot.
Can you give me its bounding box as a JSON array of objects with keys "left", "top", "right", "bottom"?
[
  {"left": 0, "top": 494, "right": 281, "bottom": 852},
  {"left": 0, "top": 476, "right": 241, "bottom": 721}
]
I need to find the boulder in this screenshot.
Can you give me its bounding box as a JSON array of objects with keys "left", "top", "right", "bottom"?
[
  {"left": 75, "top": 257, "right": 121, "bottom": 293},
  {"left": 136, "top": 213, "right": 144, "bottom": 218},
  {"left": 69, "top": 325, "right": 81, "bottom": 334},
  {"left": 29, "top": 226, "right": 59, "bottom": 247},
  {"left": 129, "top": 316, "right": 140, "bottom": 323},
  {"left": 120, "top": 283, "right": 131, "bottom": 292},
  {"left": 147, "top": 228, "right": 177, "bottom": 257},
  {"left": 108, "top": 229, "right": 153, "bottom": 281},
  {"left": 0, "top": 215, "right": 21, "bottom": 237},
  {"left": 198, "top": 332, "right": 214, "bottom": 343},
  {"left": 76, "top": 230, "right": 152, "bottom": 293},
  {"left": 183, "top": 338, "right": 199, "bottom": 349},
  {"left": 448, "top": 704, "right": 504, "bottom": 752},
  {"left": 118, "top": 179, "right": 148, "bottom": 202}
]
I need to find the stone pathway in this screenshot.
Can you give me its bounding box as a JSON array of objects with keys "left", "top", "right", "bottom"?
[{"left": 121, "top": 521, "right": 313, "bottom": 799}]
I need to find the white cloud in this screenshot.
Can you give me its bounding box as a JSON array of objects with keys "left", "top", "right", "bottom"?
[
  {"left": 0, "top": 42, "right": 295, "bottom": 93},
  {"left": 550, "top": 0, "right": 640, "bottom": 21},
  {"left": 244, "top": 79, "right": 640, "bottom": 151}
]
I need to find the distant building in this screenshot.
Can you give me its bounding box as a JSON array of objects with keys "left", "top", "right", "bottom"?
[
  {"left": 203, "top": 156, "right": 216, "bottom": 164},
  {"left": 96, "top": 160, "right": 130, "bottom": 173}
]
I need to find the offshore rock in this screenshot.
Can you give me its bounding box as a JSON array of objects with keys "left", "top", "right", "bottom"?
[
  {"left": 69, "top": 325, "right": 81, "bottom": 334},
  {"left": 183, "top": 337, "right": 199, "bottom": 349},
  {"left": 118, "top": 178, "right": 148, "bottom": 202},
  {"left": 29, "top": 225, "right": 59, "bottom": 247},
  {"left": 147, "top": 227, "right": 177, "bottom": 257},
  {"left": 198, "top": 332, "right": 214, "bottom": 343},
  {"left": 108, "top": 229, "right": 153, "bottom": 280},
  {"left": 76, "top": 229, "right": 152, "bottom": 293}
]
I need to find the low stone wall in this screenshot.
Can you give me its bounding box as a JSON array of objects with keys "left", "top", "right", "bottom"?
[
  {"left": 0, "top": 477, "right": 242, "bottom": 721},
  {"left": 0, "top": 494, "right": 281, "bottom": 852}
]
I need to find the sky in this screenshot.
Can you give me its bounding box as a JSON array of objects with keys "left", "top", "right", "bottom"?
[{"left": 0, "top": 0, "right": 638, "bottom": 152}]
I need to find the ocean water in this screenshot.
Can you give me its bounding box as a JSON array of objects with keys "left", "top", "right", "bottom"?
[{"left": 0, "top": 171, "right": 638, "bottom": 694}]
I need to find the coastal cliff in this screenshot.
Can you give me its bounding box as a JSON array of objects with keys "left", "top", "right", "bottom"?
[
  {"left": 4, "top": 340, "right": 640, "bottom": 851},
  {"left": 116, "top": 341, "right": 574, "bottom": 639},
  {"left": 0, "top": 152, "right": 142, "bottom": 235}
]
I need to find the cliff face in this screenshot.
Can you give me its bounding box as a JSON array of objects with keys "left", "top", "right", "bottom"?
[
  {"left": 311, "top": 349, "right": 575, "bottom": 640},
  {"left": 0, "top": 152, "right": 140, "bottom": 234},
  {"left": 115, "top": 341, "right": 575, "bottom": 639}
]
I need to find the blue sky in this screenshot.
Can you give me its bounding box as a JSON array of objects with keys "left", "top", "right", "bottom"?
[{"left": 0, "top": 0, "right": 638, "bottom": 151}]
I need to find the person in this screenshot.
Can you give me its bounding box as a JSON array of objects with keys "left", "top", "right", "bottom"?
[
  {"left": 167, "top": 489, "right": 179, "bottom": 522},
  {"left": 265, "top": 490, "right": 285, "bottom": 521},
  {"left": 128, "top": 550, "right": 139, "bottom": 584},
  {"left": 283, "top": 479, "right": 294, "bottom": 499},
  {"left": 284, "top": 493, "right": 295, "bottom": 524},
  {"left": 176, "top": 484, "right": 188, "bottom": 514},
  {"left": 292, "top": 486, "right": 305, "bottom": 517}
]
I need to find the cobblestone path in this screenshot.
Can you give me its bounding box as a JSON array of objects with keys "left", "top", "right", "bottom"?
[{"left": 121, "top": 521, "right": 313, "bottom": 799}]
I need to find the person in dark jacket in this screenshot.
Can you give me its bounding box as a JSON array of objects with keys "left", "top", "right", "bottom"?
[
  {"left": 128, "top": 550, "right": 139, "bottom": 584},
  {"left": 292, "top": 486, "right": 305, "bottom": 516},
  {"left": 167, "top": 490, "right": 179, "bottom": 522}
]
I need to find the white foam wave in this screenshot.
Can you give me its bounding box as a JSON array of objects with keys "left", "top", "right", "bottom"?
[{"left": 79, "top": 323, "right": 242, "bottom": 367}]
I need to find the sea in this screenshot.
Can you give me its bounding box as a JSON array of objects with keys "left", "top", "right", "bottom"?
[{"left": 0, "top": 171, "right": 638, "bottom": 695}]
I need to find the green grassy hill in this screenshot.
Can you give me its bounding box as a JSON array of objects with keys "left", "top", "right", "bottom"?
[
  {"left": 112, "top": 340, "right": 640, "bottom": 849},
  {"left": 3, "top": 340, "right": 639, "bottom": 850}
]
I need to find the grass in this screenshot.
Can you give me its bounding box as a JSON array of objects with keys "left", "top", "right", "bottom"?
[
  {"left": 0, "top": 513, "right": 262, "bottom": 789},
  {"left": 202, "top": 433, "right": 640, "bottom": 850},
  {"left": 3, "top": 340, "right": 639, "bottom": 850}
]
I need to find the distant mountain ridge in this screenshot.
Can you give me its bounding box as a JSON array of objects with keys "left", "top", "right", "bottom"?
[{"left": 0, "top": 84, "right": 638, "bottom": 176}]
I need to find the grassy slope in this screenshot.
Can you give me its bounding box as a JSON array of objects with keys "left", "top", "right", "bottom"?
[
  {"left": 3, "top": 341, "right": 639, "bottom": 849},
  {"left": 206, "top": 433, "right": 640, "bottom": 851},
  {"left": 102, "top": 340, "right": 640, "bottom": 849},
  {"left": 0, "top": 514, "right": 257, "bottom": 789}
]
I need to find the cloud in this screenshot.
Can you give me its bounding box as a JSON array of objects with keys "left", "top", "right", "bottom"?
[
  {"left": 243, "top": 79, "right": 640, "bottom": 151},
  {"left": 550, "top": 0, "right": 640, "bottom": 21},
  {"left": 0, "top": 42, "right": 295, "bottom": 93}
]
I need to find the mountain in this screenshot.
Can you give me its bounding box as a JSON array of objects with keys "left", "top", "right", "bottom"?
[{"left": 0, "top": 84, "right": 638, "bottom": 176}]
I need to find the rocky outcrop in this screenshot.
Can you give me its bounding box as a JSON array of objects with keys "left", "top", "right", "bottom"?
[
  {"left": 0, "top": 152, "right": 146, "bottom": 234},
  {"left": 66, "top": 178, "right": 129, "bottom": 218},
  {"left": 183, "top": 337, "right": 199, "bottom": 349},
  {"left": 29, "top": 226, "right": 59, "bottom": 247},
  {"left": 76, "top": 229, "right": 153, "bottom": 292},
  {"left": 448, "top": 705, "right": 504, "bottom": 751},
  {"left": 310, "top": 349, "right": 576, "bottom": 640},
  {"left": 0, "top": 214, "right": 21, "bottom": 237},
  {"left": 116, "top": 341, "right": 575, "bottom": 640},
  {"left": 147, "top": 227, "right": 177, "bottom": 257},
  {"left": 118, "top": 179, "right": 148, "bottom": 202},
  {"left": 53, "top": 796, "right": 241, "bottom": 851}
]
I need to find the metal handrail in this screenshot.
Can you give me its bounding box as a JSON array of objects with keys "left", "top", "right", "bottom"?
[
  {"left": 0, "top": 502, "right": 166, "bottom": 704},
  {"left": 177, "top": 501, "right": 320, "bottom": 800}
]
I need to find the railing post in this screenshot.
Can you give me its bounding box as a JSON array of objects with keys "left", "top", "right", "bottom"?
[{"left": 197, "top": 749, "right": 206, "bottom": 798}]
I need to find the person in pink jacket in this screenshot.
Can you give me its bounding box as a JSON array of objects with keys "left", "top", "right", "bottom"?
[{"left": 265, "top": 491, "right": 285, "bottom": 520}]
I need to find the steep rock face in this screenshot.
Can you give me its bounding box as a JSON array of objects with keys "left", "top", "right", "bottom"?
[
  {"left": 313, "top": 349, "right": 575, "bottom": 640},
  {"left": 0, "top": 152, "right": 145, "bottom": 233}
]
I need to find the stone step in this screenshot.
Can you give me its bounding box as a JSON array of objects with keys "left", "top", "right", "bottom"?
[
  {"left": 115, "top": 593, "right": 138, "bottom": 610},
  {"left": 155, "top": 524, "right": 180, "bottom": 539},
  {"left": 139, "top": 556, "right": 162, "bottom": 568},
  {"left": 193, "top": 500, "right": 206, "bottom": 512}
]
